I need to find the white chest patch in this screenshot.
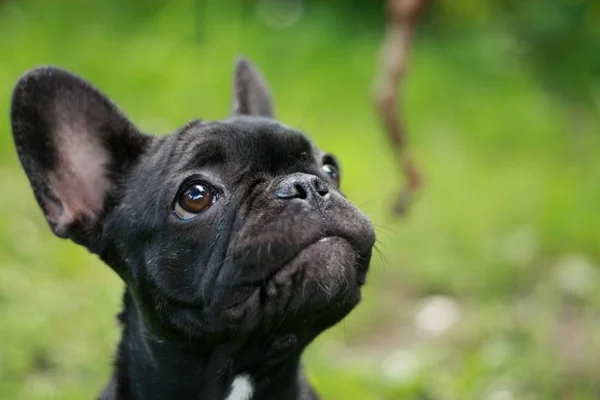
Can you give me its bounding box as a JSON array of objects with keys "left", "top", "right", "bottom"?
[{"left": 225, "top": 374, "right": 254, "bottom": 400}]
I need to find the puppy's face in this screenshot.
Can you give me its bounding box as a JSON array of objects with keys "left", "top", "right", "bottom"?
[{"left": 10, "top": 59, "right": 375, "bottom": 344}]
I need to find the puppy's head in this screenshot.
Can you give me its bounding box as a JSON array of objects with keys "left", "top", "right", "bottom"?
[{"left": 10, "top": 58, "right": 375, "bottom": 346}]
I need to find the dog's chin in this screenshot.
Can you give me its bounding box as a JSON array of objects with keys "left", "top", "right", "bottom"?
[{"left": 215, "top": 236, "right": 365, "bottom": 335}]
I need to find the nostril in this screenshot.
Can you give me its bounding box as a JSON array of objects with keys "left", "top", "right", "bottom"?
[
  {"left": 317, "top": 187, "right": 329, "bottom": 197},
  {"left": 295, "top": 183, "right": 308, "bottom": 199},
  {"left": 275, "top": 174, "right": 330, "bottom": 201},
  {"left": 314, "top": 179, "right": 329, "bottom": 197}
]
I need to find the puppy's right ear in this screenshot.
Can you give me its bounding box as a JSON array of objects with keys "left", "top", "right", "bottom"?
[
  {"left": 231, "top": 56, "right": 275, "bottom": 118},
  {"left": 10, "top": 67, "right": 153, "bottom": 249}
]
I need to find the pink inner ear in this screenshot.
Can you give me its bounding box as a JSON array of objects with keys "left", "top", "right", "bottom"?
[{"left": 46, "top": 116, "right": 114, "bottom": 231}]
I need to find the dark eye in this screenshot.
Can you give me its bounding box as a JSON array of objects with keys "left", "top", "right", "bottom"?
[
  {"left": 322, "top": 164, "right": 340, "bottom": 187},
  {"left": 174, "top": 183, "right": 215, "bottom": 220}
]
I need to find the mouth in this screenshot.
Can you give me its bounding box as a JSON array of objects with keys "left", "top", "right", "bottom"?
[
  {"left": 217, "top": 236, "right": 361, "bottom": 320},
  {"left": 262, "top": 235, "right": 354, "bottom": 284},
  {"left": 276, "top": 237, "right": 344, "bottom": 285},
  {"left": 165, "top": 233, "right": 371, "bottom": 339}
]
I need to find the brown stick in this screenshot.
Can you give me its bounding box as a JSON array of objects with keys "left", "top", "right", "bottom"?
[{"left": 372, "top": 0, "right": 426, "bottom": 215}]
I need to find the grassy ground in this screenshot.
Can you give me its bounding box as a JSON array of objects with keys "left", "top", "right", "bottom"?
[{"left": 1, "top": 1, "right": 599, "bottom": 399}]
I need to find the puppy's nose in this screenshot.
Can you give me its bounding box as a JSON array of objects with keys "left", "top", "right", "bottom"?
[{"left": 276, "top": 173, "right": 329, "bottom": 202}]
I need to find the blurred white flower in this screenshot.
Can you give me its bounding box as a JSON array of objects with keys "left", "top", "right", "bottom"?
[
  {"left": 414, "top": 295, "right": 461, "bottom": 336},
  {"left": 554, "top": 254, "right": 598, "bottom": 298},
  {"left": 380, "top": 350, "right": 419, "bottom": 383},
  {"left": 486, "top": 390, "right": 514, "bottom": 400}
]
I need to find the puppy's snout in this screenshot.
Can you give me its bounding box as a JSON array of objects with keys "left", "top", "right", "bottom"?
[{"left": 275, "top": 173, "right": 329, "bottom": 203}]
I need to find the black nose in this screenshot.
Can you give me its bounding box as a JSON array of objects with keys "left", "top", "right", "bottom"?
[{"left": 275, "top": 173, "right": 329, "bottom": 202}]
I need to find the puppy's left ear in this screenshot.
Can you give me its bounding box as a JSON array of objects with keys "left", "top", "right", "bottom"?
[
  {"left": 231, "top": 56, "right": 275, "bottom": 118},
  {"left": 10, "top": 67, "right": 153, "bottom": 249}
]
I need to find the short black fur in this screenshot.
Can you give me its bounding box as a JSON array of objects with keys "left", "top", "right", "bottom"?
[{"left": 10, "top": 57, "right": 375, "bottom": 400}]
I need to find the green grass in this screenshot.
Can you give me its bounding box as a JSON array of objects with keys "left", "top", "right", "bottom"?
[{"left": 1, "top": 1, "right": 599, "bottom": 399}]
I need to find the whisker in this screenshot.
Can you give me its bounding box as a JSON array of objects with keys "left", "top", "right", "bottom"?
[
  {"left": 372, "top": 229, "right": 393, "bottom": 246},
  {"left": 373, "top": 244, "right": 391, "bottom": 275},
  {"left": 354, "top": 198, "right": 381, "bottom": 208},
  {"left": 372, "top": 224, "right": 399, "bottom": 236}
]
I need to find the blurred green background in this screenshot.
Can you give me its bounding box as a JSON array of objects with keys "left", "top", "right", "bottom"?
[{"left": 0, "top": 0, "right": 599, "bottom": 398}]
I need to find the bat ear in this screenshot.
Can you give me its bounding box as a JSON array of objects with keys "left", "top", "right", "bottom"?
[
  {"left": 231, "top": 56, "right": 275, "bottom": 118},
  {"left": 10, "top": 67, "right": 153, "bottom": 248}
]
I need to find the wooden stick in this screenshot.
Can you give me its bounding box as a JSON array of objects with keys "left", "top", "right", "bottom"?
[{"left": 372, "top": 0, "right": 427, "bottom": 215}]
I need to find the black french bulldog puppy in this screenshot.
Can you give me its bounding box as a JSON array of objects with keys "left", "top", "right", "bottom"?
[{"left": 10, "top": 57, "right": 375, "bottom": 400}]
